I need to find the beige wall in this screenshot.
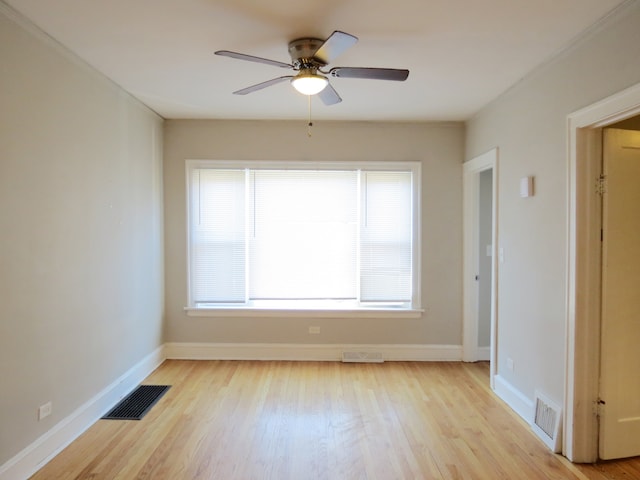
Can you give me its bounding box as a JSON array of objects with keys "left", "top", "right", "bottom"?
[
  {"left": 0, "top": 6, "right": 164, "bottom": 465},
  {"left": 164, "top": 120, "right": 464, "bottom": 345},
  {"left": 466, "top": 1, "right": 640, "bottom": 406}
]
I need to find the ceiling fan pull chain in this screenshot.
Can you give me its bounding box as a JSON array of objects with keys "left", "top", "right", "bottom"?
[{"left": 307, "top": 95, "right": 313, "bottom": 137}]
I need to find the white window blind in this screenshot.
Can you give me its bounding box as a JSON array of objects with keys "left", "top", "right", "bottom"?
[
  {"left": 360, "top": 171, "right": 413, "bottom": 303},
  {"left": 189, "top": 168, "right": 246, "bottom": 303},
  {"left": 187, "top": 161, "right": 420, "bottom": 310}
]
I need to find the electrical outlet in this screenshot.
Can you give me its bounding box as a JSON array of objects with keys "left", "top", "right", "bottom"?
[
  {"left": 507, "top": 358, "right": 514, "bottom": 372},
  {"left": 38, "top": 401, "right": 52, "bottom": 420},
  {"left": 308, "top": 326, "right": 320, "bottom": 334}
]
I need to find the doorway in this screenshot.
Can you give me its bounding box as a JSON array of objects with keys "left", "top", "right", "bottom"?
[
  {"left": 477, "top": 169, "right": 493, "bottom": 361},
  {"left": 463, "top": 148, "right": 498, "bottom": 385},
  {"left": 566, "top": 83, "right": 640, "bottom": 462},
  {"left": 598, "top": 127, "right": 640, "bottom": 460}
]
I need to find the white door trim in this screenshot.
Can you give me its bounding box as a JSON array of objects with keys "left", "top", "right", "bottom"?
[
  {"left": 566, "top": 82, "right": 640, "bottom": 462},
  {"left": 463, "top": 148, "right": 498, "bottom": 385}
]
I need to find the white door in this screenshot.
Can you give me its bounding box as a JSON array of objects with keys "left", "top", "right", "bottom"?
[{"left": 599, "top": 128, "right": 640, "bottom": 460}]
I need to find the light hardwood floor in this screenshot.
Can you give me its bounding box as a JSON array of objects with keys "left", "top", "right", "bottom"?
[{"left": 30, "top": 360, "right": 640, "bottom": 479}]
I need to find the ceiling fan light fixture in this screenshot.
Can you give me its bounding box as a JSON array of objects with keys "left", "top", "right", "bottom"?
[{"left": 291, "top": 71, "right": 328, "bottom": 96}]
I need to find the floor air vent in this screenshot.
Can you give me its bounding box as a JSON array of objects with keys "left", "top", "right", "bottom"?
[
  {"left": 532, "top": 390, "right": 562, "bottom": 453},
  {"left": 102, "top": 385, "right": 170, "bottom": 420},
  {"left": 342, "top": 351, "right": 384, "bottom": 363}
]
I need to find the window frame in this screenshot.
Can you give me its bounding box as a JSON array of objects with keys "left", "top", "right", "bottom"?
[{"left": 184, "top": 159, "right": 423, "bottom": 318}]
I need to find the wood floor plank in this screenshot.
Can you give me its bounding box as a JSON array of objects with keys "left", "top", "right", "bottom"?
[{"left": 28, "top": 360, "right": 640, "bottom": 480}]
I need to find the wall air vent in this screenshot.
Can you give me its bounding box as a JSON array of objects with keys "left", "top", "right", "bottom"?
[{"left": 532, "top": 390, "right": 562, "bottom": 453}]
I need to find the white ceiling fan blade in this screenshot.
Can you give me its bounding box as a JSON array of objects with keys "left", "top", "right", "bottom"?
[
  {"left": 312, "top": 31, "right": 358, "bottom": 65},
  {"left": 216, "top": 50, "right": 293, "bottom": 69},
  {"left": 329, "top": 67, "right": 409, "bottom": 81},
  {"left": 317, "top": 83, "right": 342, "bottom": 105},
  {"left": 233, "top": 76, "right": 294, "bottom": 95}
]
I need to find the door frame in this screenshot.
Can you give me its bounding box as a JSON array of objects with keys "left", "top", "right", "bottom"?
[
  {"left": 462, "top": 148, "right": 498, "bottom": 384},
  {"left": 566, "top": 82, "right": 640, "bottom": 462}
]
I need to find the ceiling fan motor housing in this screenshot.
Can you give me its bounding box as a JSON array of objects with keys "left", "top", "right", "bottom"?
[{"left": 288, "top": 38, "right": 327, "bottom": 69}]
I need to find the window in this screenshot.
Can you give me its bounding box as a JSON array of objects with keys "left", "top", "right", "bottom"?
[{"left": 186, "top": 160, "right": 421, "bottom": 315}]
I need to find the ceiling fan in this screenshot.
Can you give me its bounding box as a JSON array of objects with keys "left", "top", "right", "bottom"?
[{"left": 215, "top": 31, "right": 409, "bottom": 105}]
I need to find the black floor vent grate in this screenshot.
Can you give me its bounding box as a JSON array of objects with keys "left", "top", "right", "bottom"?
[{"left": 102, "top": 385, "right": 170, "bottom": 420}]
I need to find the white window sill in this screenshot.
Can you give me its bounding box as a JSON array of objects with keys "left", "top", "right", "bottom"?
[{"left": 184, "top": 307, "right": 424, "bottom": 319}]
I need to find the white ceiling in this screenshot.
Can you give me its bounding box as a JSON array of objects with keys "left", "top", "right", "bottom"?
[{"left": 5, "top": 0, "right": 627, "bottom": 121}]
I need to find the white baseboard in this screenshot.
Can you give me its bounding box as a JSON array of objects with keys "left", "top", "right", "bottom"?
[
  {"left": 164, "top": 342, "right": 463, "bottom": 362},
  {"left": 493, "top": 374, "right": 534, "bottom": 425},
  {"left": 0, "top": 346, "right": 165, "bottom": 480},
  {"left": 477, "top": 346, "right": 491, "bottom": 361}
]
